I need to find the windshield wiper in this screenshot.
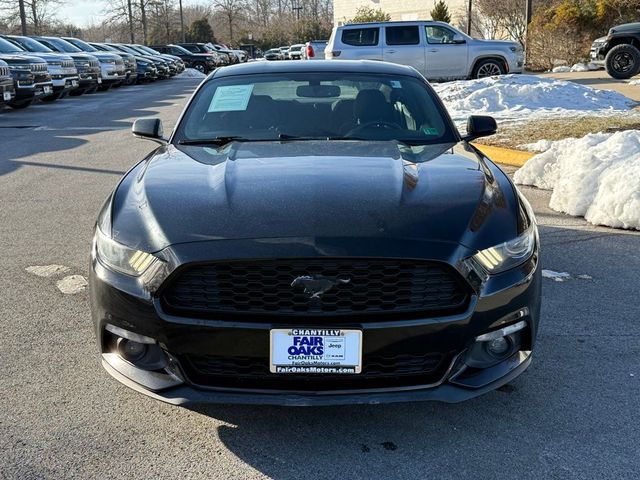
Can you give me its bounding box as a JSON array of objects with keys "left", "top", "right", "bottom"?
[{"left": 178, "top": 136, "right": 250, "bottom": 146}]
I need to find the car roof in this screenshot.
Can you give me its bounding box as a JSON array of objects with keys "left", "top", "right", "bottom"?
[
  {"left": 211, "top": 59, "right": 421, "bottom": 79},
  {"left": 339, "top": 20, "right": 449, "bottom": 27}
]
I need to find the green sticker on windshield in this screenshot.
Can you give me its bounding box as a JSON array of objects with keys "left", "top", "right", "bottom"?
[{"left": 423, "top": 127, "right": 439, "bottom": 135}]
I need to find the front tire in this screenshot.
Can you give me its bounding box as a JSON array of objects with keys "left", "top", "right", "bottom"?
[
  {"left": 472, "top": 58, "right": 505, "bottom": 79},
  {"left": 9, "top": 98, "right": 33, "bottom": 109},
  {"left": 605, "top": 44, "right": 640, "bottom": 79},
  {"left": 192, "top": 62, "right": 206, "bottom": 73}
]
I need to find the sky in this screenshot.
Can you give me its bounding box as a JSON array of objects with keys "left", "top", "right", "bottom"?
[{"left": 58, "top": 1, "right": 108, "bottom": 26}]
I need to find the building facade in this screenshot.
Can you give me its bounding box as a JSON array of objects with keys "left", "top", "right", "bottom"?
[{"left": 333, "top": 0, "right": 467, "bottom": 25}]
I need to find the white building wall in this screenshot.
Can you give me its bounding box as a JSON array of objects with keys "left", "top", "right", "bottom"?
[{"left": 333, "top": 0, "right": 468, "bottom": 26}]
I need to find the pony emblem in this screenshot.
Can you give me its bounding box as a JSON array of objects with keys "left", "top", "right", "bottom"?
[{"left": 290, "top": 275, "right": 351, "bottom": 299}]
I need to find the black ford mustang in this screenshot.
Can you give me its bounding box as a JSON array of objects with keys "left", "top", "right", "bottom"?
[{"left": 90, "top": 60, "right": 540, "bottom": 406}]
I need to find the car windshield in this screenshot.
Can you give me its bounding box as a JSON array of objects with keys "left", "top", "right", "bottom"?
[
  {"left": 40, "top": 37, "right": 82, "bottom": 53},
  {"left": 0, "top": 37, "right": 25, "bottom": 53},
  {"left": 112, "top": 44, "right": 138, "bottom": 55},
  {"left": 137, "top": 45, "right": 160, "bottom": 55},
  {"left": 170, "top": 45, "right": 192, "bottom": 55},
  {"left": 8, "top": 36, "right": 53, "bottom": 52},
  {"left": 175, "top": 72, "right": 456, "bottom": 146},
  {"left": 65, "top": 38, "right": 97, "bottom": 52}
]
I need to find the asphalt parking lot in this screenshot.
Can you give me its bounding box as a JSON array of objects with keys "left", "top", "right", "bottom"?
[{"left": 1, "top": 78, "right": 639, "bottom": 480}]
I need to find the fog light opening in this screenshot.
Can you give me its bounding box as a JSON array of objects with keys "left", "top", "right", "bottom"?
[
  {"left": 485, "top": 336, "right": 511, "bottom": 358},
  {"left": 116, "top": 337, "right": 148, "bottom": 363}
]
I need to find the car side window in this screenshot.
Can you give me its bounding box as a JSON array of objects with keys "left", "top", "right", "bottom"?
[
  {"left": 425, "top": 26, "right": 456, "bottom": 44},
  {"left": 341, "top": 28, "right": 380, "bottom": 47},
  {"left": 385, "top": 26, "right": 420, "bottom": 46}
]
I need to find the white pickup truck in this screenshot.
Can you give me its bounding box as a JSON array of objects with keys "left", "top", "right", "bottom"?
[{"left": 325, "top": 21, "right": 524, "bottom": 81}]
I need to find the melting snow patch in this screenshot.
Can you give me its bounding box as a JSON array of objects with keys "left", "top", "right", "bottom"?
[
  {"left": 433, "top": 75, "right": 637, "bottom": 123},
  {"left": 514, "top": 130, "right": 640, "bottom": 230},
  {"left": 176, "top": 68, "right": 207, "bottom": 79},
  {"left": 26, "top": 265, "right": 70, "bottom": 277},
  {"left": 57, "top": 275, "right": 88, "bottom": 294},
  {"left": 542, "top": 270, "right": 572, "bottom": 282},
  {"left": 552, "top": 66, "right": 571, "bottom": 73}
]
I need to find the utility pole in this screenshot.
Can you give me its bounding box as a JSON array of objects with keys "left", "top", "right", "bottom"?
[
  {"left": 466, "top": 0, "right": 472, "bottom": 36},
  {"left": 292, "top": 0, "right": 302, "bottom": 21},
  {"left": 18, "top": 0, "right": 27, "bottom": 35},
  {"left": 179, "top": 0, "right": 185, "bottom": 42},
  {"left": 127, "top": 0, "right": 135, "bottom": 43}
]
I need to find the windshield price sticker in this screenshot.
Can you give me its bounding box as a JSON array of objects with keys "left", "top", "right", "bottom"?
[
  {"left": 270, "top": 329, "right": 362, "bottom": 374},
  {"left": 208, "top": 84, "right": 254, "bottom": 112}
]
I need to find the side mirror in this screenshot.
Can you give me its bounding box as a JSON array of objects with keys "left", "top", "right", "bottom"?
[
  {"left": 452, "top": 33, "right": 466, "bottom": 44},
  {"left": 132, "top": 117, "right": 167, "bottom": 144},
  {"left": 464, "top": 115, "right": 497, "bottom": 141}
]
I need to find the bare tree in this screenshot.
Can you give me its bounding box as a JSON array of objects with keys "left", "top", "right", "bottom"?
[
  {"left": 215, "top": 0, "right": 245, "bottom": 42},
  {"left": 0, "top": 0, "right": 64, "bottom": 34}
]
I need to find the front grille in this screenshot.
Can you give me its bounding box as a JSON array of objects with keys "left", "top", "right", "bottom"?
[
  {"left": 0, "top": 66, "right": 9, "bottom": 78},
  {"left": 90, "top": 59, "right": 100, "bottom": 68},
  {"left": 181, "top": 350, "right": 451, "bottom": 390},
  {"left": 161, "top": 259, "right": 470, "bottom": 319},
  {"left": 62, "top": 60, "right": 75, "bottom": 68},
  {"left": 30, "top": 63, "right": 47, "bottom": 72}
]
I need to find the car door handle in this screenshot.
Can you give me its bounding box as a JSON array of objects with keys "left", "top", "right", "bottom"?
[
  {"left": 428, "top": 49, "right": 439, "bottom": 53},
  {"left": 386, "top": 49, "right": 396, "bottom": 54}
]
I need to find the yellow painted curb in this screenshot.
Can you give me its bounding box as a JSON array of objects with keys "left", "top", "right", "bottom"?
[{"left": 472, "top": 144, "right": 535, "bottom": 168}]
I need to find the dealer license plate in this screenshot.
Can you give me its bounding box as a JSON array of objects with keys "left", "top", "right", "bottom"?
[
  {"left": 44, "top": 85, "right": 52, "bottom": 94},
  {"left": 270, "top": 328, "right": 362, "bottom": 374},
  {"left": 72, "top": 80, "right": 78, "bottom": 87},
  {"left": 97, "top": 77, "right": 102, "bottom": 84},
  {"left": 3, "top": 91, "right": 11, "bottom": 101}
]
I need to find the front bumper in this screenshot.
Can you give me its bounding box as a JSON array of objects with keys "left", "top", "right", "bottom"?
[
  {"left": 51, "top": 74, "right": 79, "bottom": 92},
  {"left": 91, "top": 237, "right": 541, "bottom": 406},
  {"left": 590, "top": 44, "right": 607, "bottom": 64},
  {"left": 100, "top": 63, "right": 126, "bottom": 84},
  {"left": 0, "top": 78, "right": 15, "bottom": 104}
]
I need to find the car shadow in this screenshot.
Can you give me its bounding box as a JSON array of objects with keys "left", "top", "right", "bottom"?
[{"left": 0, "top": 79, "right": 200, "bottom": 177}]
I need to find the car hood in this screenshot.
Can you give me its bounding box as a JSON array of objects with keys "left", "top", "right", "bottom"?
[
  {"left": 610, "top": 22, "right": 640, "bottom": 34},
  {"left": 22, "top": 52, "right": 73, "bottom": 63},
  {"left": 67, "top": 52, "right": 99, "bottom": 62},
  {"left": 0, "top": 54, "right": 46, "bottom": 65},
  {"left": 475, "top": 38, "right": 520, "bottom": 49},
  {"left": 110, "top": 141, "right": 519, "bottom": 253},
  {"left": 91, "top": 52, "right": 121, "bottom": 62}
]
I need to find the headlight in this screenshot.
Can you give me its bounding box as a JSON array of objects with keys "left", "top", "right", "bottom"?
[
  {"left": 472, "top": 227, "right": 536, "bottom": 274},
  {"left": 94, "top": 227, "right": 157, "bottom": 276}
]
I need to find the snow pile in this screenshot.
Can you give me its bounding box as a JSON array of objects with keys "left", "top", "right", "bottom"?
[
  {"left": 629, "top": 79, "right": 640, "bottom": 86},
  {"left": 176, "top": 68, "right": 207, "bottom": 79},
  {"left": 519, "top": 139, "right": 554, "bottom": 152},
  {"left": 552, "top": 66, "right": 571, "bottom": 73},
  {"left": 514, "top": 130, "right": 640, "bottom": 230},
  {"left": 553, "top": 63, "right": 600, "bottom": 73},
  {"left": 433, "top": 75, "right": 637, "bottom": 122}
]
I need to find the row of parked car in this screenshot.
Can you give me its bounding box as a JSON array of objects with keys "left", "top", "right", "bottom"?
[
  {"left": 0, "top": 36, "right": 247, "bottom": 111},
  {"left": 263, "top": 40, "right": 328, "bottom": 61}
]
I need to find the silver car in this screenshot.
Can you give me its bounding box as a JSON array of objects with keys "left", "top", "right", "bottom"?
[{"left": 326, "top": 21, "right": 524, "bottom": 81}]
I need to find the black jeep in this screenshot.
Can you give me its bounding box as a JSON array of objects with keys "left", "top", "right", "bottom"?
[{"left": 591, "top": 22, "right": 640, "bottom": 79}]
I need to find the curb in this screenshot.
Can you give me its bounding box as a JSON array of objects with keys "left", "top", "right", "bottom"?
[{"left": 472, "top": 144, "right": 535, "bottom": 168}]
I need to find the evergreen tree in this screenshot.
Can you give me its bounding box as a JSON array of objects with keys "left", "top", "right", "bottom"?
[
  {"left": 430, "top": 0, "right": 452, "bottom": 23},
  {"left": 187, "top": 17, "right": 215, "bottom": 43}
]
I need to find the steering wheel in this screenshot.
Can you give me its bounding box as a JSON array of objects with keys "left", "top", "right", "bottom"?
[{"left": 346, "top": 120, "right": 403, "bottom": 136}]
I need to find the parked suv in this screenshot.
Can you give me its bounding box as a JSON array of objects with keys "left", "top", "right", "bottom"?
[
  {"left": 2, "top": 35, "right": 79, "bottom": 100},
  {"left": 178, "top": 43, "right": 230, "bottom": 65},
  {"left": 63, "top": 37, "right": 129, "bottom": 90},
  {"left": 89, "top": 43, "right": 140, "bottom": 85},
  {"left": 0, "top": 59, "right": 16, "bottom": 107},
  {"left": 152, "top": 44, "right": 217, "bottom": 73},
  {"left": 0, "top": 37, "right": 53, "bottom": 108},
  {"left": 326, "top": 21, "right": 524, "bottom": 81},
  {"left": 591, "top": 22, "right": 640, "bottom": 79},
  {"left": 33, "top": 37, "right": 105, "bottom": 93}
]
